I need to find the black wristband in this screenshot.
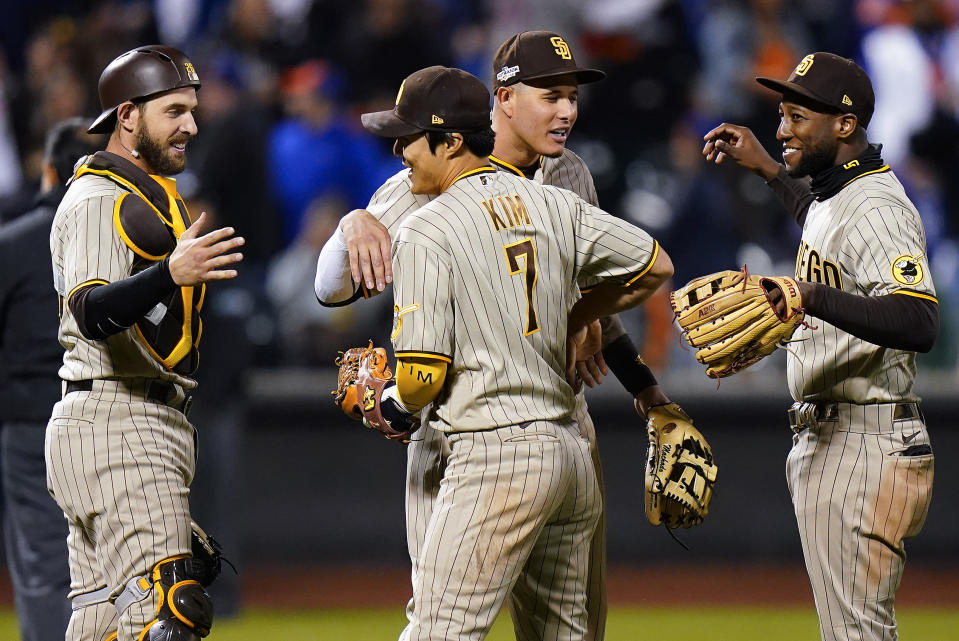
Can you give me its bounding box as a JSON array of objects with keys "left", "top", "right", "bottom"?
[{"left": 602, "top": 334, "right": 659, "bottom": 396}]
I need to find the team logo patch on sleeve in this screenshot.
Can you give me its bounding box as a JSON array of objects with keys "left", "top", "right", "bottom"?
[
  {"left": 391, "top": 303, "right": 420, "bottom": 341},
  {"left": 891, "top": 253, "right": 925, "bottom": 286}
]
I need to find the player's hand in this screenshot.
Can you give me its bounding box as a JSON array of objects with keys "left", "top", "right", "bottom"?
[
  {"left": 341, "top": 209, "right": 392, "bottom": 292},
  {"left": 702, "top": 123, "right": 781, "bottom": 181},
  {"left": 575, "top": 319, "right": 608, "bottom": 389},
  {"left": 565, "top": 319, "right": 608, "bottom": 392},
  {"left": 169, "top": 212, "right": 244, "bottom": 285}
]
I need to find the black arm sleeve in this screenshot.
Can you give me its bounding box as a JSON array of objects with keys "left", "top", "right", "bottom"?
[
  {"left": 601, "top": 333, "right": 659, "bottom": 395},
  {"left": 803, "top": 283, "right": 939, "bottom": 352},
  {"left": 766, "top": 165, "right": 815, "bottom": 226},
  {"left": 68, "top": 258, "right": 177, "bottom": 340}
]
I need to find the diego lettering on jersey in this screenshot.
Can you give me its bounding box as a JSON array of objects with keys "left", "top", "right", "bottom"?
[
  {"left": 482, "top": 194, "right": 532, "bottom": 231},
  {"left": 795, "top": 240, "right": 842, "bottom": 289}
]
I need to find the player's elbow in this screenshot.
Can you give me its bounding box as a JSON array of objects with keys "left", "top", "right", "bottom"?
[
  {"left": 313, "top": 268, "right": 358, "bottom": 307},
  {"left": 646, "top": 246, "right": 673, "bottom": 289},
  {"left": 912, "top": 305, "right": 939, "bottom": 353}
]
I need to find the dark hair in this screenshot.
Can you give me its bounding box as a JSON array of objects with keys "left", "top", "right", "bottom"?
[
  {"left": 44, "top": 118, "right": 107, "bottom": 184},
  {"left": 426, "top": 127, "right": 495, "bottom": 157}
]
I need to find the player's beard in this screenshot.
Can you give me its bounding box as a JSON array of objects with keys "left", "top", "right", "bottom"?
[
  {"left": 134, "top": 122, "right": 189, "bottom": 175},
  {"left": 789, "top": 138, "right": 839, "bottom": 178}
]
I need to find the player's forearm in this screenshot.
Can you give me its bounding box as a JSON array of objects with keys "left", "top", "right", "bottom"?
[
  {"left": 68, "top": 259, "right": 177, "bottom": 340},
  {"left": 314, "top": 226, "right": 359, "bottom": 305},
  {"left": 601, "top": 332, "right": 669, "bottom": 416},
  {"left": 571, "top": 251, "right": 673, "bottom": 329},
  {"left": 766, "top": 165, "right": 815, "bottom": 226},
  {"left": 799, "top": 282, "right": 939, "bottom": 352}
]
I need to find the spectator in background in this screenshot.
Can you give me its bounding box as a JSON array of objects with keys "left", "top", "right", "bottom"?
[
  {"left": 0, "top": 117, "right": 104, "bottom": 641},
  {"left": 267, "top": 195, "right": 392, "bottom": 364},
  {"left": 189, "top": 52, "right": 281, "bottom": 269},
  {"left": 0, "top": 52, "right": 23, "bottom": 206},
  {"left": 268, "top": 59, "right": 396, "bottom": 246},
  {"left": 335, "top": 0, "right": 453, "bottom": 107}
]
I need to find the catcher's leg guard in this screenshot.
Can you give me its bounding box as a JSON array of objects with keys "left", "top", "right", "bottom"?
[{"left": 143, "top": 556, "right": 214, "bottom": 641}]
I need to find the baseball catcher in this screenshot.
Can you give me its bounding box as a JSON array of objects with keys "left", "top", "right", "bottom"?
[
  {"left": 333, "top": 342, "right": 420, "bottom": 441},
  {"left": 644, "top": 403, "right": 718, "bottom": 529},
  {"left": 670, "top": 267, "right": 806, "bottom": 378}
]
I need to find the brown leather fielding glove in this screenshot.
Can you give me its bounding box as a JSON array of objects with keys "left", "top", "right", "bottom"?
[{"left": 332, "top": 343, "right": 419, "bottom": 441}]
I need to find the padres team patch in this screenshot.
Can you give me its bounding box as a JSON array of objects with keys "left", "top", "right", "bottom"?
[
  {"left": 891, "top": 254, "right": 925, "bottom": 286},
  {"left": 391, "top": 303, "right": 419, "bottom": 341}
]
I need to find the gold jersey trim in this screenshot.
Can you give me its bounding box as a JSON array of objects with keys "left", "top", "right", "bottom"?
[
  {"left": 841, "top": 165, "right": 890, "bottom": 190},
  {"left": 68, "top": 279, "right": 109, "bottom": 301},
  {"left": 625, "top": 240, "right": 660, "bottom": 286},
  {"left": 452, "top": 166, "right": 496, "bottom": 185},
  {"left": 489, "top": 155, "right": 542, "bottom": 177},
  {"left": 394, "top": 350, "right": 452, "bottom": 363},
  {"left": 891, "top": 290, "right": 938, "bottom": 304}
]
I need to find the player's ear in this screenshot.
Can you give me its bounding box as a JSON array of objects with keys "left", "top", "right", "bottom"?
[
  {"left": 496, "top": 86, "right": 515, "bottom": 118},
  {"left": 445, "top": 133, "right": 464, "bottom": 156},
  {"left": 116, "top": 101, "right": 140, "bottom": 133},
  {"left": 837, "top": 114, "right": 858, "bottom": 140}
]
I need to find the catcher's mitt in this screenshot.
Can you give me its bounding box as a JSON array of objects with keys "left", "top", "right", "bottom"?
[
  {"left": 669, "top": 267, "right": 805, "bottom": 378},
  {"left": 332, "top": 342, "right": 418, "bottom": 441},
  {"left": 645, "top": 403, "right": 717, "bottom": 529}
]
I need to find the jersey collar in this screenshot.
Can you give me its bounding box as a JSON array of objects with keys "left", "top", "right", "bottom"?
[
  {"left": 451, "top": 166, "right": 497, "bottom": 186},
  {"left": 490, "top": 154, "right": 542, "bottom": 178}
]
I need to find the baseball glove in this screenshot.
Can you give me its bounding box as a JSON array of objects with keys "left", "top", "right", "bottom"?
[
  {"left": 645, "top": 403, "right": 717, "bottom": 529},
  {"left": 332, "top": 342, "right": 418, "bottom": 441},
  {"left": 669, "top": 267, "right": 805, "bottom": 378}
]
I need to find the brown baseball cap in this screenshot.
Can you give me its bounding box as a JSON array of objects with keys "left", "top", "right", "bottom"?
[
  {"left": 89, "top": 45, "right": 201, "bottom": 134},
  {"left": 361, "top": 66, "right": 491, "bottom": 138},
  {"left": 492, "top": 30, "right": 606, "bottom": 89},
  {"left": 756, "top": 52, "right": 875, "bottom": 128}
]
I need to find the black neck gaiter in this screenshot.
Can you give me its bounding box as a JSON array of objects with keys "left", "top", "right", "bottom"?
[{"left": 809, "top": 143, "right": 886, "bottom": 200}]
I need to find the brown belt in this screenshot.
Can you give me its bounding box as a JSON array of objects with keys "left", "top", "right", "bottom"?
[
  {"left": 64, "top": 379, "right": 192, "bottom": 416},
  {"left": 787, "top": 401, "right": 921, "bottom": 434}
]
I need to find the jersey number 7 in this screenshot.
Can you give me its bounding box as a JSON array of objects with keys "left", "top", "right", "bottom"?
[{"left": 503, "top": 238, "right": 540, "bottom": 336}]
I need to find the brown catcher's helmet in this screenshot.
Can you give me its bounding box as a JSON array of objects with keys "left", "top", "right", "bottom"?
[{"left": 88, "top": 45, "right": 201, "bottom": 134}]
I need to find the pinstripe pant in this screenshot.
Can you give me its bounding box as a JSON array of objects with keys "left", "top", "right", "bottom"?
[
  {"left": 401, "top": 417, "right": 601, "bottom": 641},
  {"left": 786, "top": 404, "right": 933, "bottom": 641},
  {"left": 405, "top": 399, "right": 607, "bottom": 641},
  {"left": 45, "top": 381, "right": 195, "bottom": 641}
]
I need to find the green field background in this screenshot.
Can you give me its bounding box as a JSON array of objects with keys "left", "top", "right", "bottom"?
[{"left": 3, "top": 606, "right": 956, "bottom": 640}]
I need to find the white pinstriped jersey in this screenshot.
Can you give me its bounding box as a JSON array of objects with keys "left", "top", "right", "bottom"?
[
  {"left": 788, "top": 169, "right": 935, "bottom": 403},
  {"left": 50, "top": 173, "right": 196, "bottom": 389},
  {"left": 390, "top": 169, "right": 657, "bottom": 431}
]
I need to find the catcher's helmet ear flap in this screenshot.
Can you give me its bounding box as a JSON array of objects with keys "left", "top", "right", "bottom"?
[{"left": 88, "top": 45, "right": 201, "bottom": 134}]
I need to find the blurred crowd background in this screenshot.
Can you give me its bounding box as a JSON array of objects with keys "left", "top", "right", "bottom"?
[{"left": 1, "top": 0, "right": 958, "bottom": 376}]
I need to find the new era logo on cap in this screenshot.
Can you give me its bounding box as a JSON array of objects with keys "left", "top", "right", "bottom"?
[{"left": 361, "top": 66, "right": 490, "bottom": 138}]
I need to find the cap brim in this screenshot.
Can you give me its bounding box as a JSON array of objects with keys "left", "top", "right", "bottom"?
[
  {"left": 521, "top": 68, "right": 607, "bottom": 87},
  {"left": 88, "top": 107, "right": 117, "bottom": 134},
  {"left": 755, "top": 77, "right": 841, "bottom": 113},
  {"left": 360, "top": 110, "right": 423, "bottom": 138}
]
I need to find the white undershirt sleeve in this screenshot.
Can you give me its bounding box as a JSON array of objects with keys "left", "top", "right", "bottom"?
[{"left": 314, "top": 225, "right": 358, "bottom": 304}]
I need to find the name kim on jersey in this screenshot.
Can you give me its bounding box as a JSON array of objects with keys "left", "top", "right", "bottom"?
[{"left": 482, "top": 194, "right": 531, "bottom": 231}]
